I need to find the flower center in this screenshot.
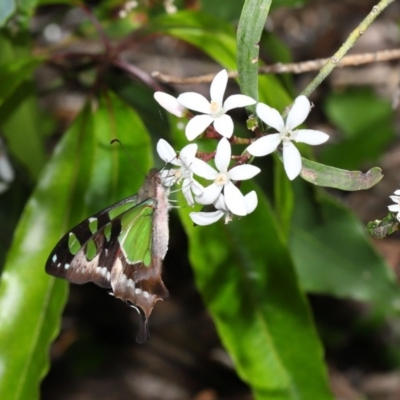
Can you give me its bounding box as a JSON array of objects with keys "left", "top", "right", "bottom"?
[
  {"left": 210, "top": 100, "right": 224, "bottom": 118},
  {"left": 174, "top": 169, "right": 183, "bottom": 181},
  {"left": 215, "top": 172, "right": 228, "bottom": 186},
  {"left": 280, "top": 128, "right": 296, "bottom": 142}
]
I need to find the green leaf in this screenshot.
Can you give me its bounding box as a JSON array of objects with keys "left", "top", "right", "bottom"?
[
  {"left": 290, "top": 181, "right": 400, "bottom": 313},
  {"left": 16, "top": 0, "right": 38, "bottom": 14},
  {"left": 271, "top": 0, "right": 311, "bottom": 8},
  {"left": 0, "top": 57, "right": 42, "bottom": 107},
  {"left": 300, "top": 159, "right": 383, "bottom": 190},
  {"left": 0, "top": 37, "right": 46, "bottom": 179},
  {"left": 1, "top": 83, "right": 46, "bottom": 179},
  {"left": 0, "top": 91, "right": 153, "bottom": 400},
  {"left": 320, "top": 89, "right": 396, "bottom": 170},
  {"left": 178, "top": 185, "right": 333, "bottom": 400},
  {"left": 237, "top": 0, "right": 272, "bottom": 104},
  {"left": 274, "top": 155, "right": 294, "bottom": 237},
  {"left": 149, "top": 10, "right": 237, "bottom": 69},
  {"left": 0, "top": 0, "right": 15, "bottom": 26},
  {"left": 169, "top": 115, "right": 333, "bottom": 400},
  {"left": 199, "top": 0, "right": 244, "bottom": 21}
]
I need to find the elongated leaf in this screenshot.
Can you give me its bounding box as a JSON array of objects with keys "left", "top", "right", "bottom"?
[
  {"left": 237, "top": 0, "right": 272, "bottom": 103},
  {"left": 16, "top": 0, "right": 39, "bottom": 14},
  {"left": 178, "top": 184, "right": 333, "bottom": 400},
  {"left": 0, "top": 57, "right": 42, "bottom": 107},
  {"left": 290, "top": 180, "right": 400, "bottom": 313},
  {"left": 0, "top": 35, "right": 46, "bottom": 179},
  {"left": 237, "top": 0, "right": 293, "bottom": 242},
  {"left": 0, "top": 91, "right": 153, "bottom": 400},
  {"left": 2, "top": 85, "right": 46, "bottom": 179},
  {"left": 168, "top": 111, "right": 333, "bottom": 399},
  {"left": 150, "top": 10, "right": 237, "bottom": 69},
  {"left": 301, "top": 159, "right": 383, "bottom": 190}
]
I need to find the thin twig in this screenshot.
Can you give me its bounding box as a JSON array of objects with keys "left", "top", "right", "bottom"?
[{"left": 152, "top": 47, "right": 400, "bottom": 84}]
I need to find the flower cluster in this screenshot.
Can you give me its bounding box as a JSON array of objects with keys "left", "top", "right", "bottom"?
[{"left": 154, "top": 69, "right": 330, "bottom": 225}]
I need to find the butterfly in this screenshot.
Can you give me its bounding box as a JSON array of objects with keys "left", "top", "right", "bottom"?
[{"left": 45, "top": 169, "right": 170, "bottom": 343}]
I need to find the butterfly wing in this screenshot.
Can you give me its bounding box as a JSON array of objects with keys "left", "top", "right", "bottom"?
[{"left": 46, "top": 194, "right": 169, "bottom": 342}]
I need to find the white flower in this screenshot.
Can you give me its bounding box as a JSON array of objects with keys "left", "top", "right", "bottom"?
[
  {"left": 190, "top": 191, "right": 258, "bottom": 226},
  {"left": 154, "top": 92, "right": 185, "bottom": 117},
  {"left": 247, "top": 95, "right": 329, "bottom": 180},
  {"left": 177, "top": 69, "right": 256, "bottom": 140},
  {"left": 388, "top": 189, "right": 400, "bottom": 221},
  {"left": 156, "top": 139, "right": 202, "bottom": 206},
  {"left": 191, "top": 137, "right": 260, "bottom": 216}
]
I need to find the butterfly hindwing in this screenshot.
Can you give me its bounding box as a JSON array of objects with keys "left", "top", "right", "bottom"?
[{"left": 46, "top": 169, "right": 170, "bottom": 343}]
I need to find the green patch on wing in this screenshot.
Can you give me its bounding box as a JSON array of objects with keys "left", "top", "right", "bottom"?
[
  {"left": 86, "top": 239, "right": 97, "bottom": 260},
  {"left": 68, "top": 232, "right": 80, "bottom": 255},
  {"left": 118, "top": 199, "right": 154, "bottom": 266},
  {"left": 104, "top": 224, "right": 112, "bottom": 242},
  {"left": 108, "top": 198, "right": 138, "bottom": 220},
  {"left": 88, "top": 218, "right": 98, "bottom": 234}
]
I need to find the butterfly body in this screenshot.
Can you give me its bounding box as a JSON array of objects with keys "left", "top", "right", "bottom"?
[{"left": 46, "top": 169, "right": 169, "bottom": 342}]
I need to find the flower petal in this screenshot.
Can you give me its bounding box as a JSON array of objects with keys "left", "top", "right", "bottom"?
[
  {"left": 179, "top": 143, "right": 198, "bottom": 166},
  {"left": 295, "top": 129, "right": 329, "bottom": 145},
  {"left": 214, "top": 193, "right": 227, "bottom": 211},
  {"left": 210, "top": 69, "right": 228, "bottom": 105},
  {"left": 178, "top": 92, "right": 211, "bottom": 114},
  {"left": 191, "top": 179, "right": 204, "bottom": 196},
  {"left": 182, "top": 177, "right": 195, "bottom": 206},
  {"left": 157, "top": 139, "right": 178, "bottom": 164},
  {"left": 160, "top": 169, "right": 177, "bottom": 187},
  {"left": 191, "top": 158, "right": 217, "bottom": 180},
  {"left": 224, "top": 181, "right": 247, "bottom": 216},
  {"left": 213, "top": 114, "right": 234, "bottom": 138},
  {"left": 285, "top": 95, "right": 310, "bottom": 130},
  {"left": 283, "top": 141, "right": 302, "bottom": 180},
  {"left": 229, "top": 164, "right": 260, "bottom": 181},
  {"left": 154, "top": 92, "right": 185, "bottom": 117},
  {"left": 256, "top": 103, "right": 284, "bottom": 132},
  {"left": 215, "top": 137, "right": 231, "bottom": 172},
  {"left": 389, "top": 195, "right": 400, "bottom": 203},
  {"left": 246, "top": 134, "right": 281, "bottom": 157},
  {"left": 394, "top": 190, "right": 400, "bottom": 195},
  {"left": 223, "top": 94, "right": 256, "bottom": 111},
  {"left": 388, "top": 204, "right": 400, "bottom": 212},
  {"left": 190, "top": 210, "right": 224, "bottom": 226},
  {"left": 185, "top": 115, "right": 214, "bottom": 140},
  {"left": 196, "top": 183, "right": 222, "bottom": 205},
  {"left": 244, "top": 191, "right": 258, "bottom": 214}
]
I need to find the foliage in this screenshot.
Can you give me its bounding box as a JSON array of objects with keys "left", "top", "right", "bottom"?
[{"left": 0, "top": 1, "right": 398, "bottom": 400}]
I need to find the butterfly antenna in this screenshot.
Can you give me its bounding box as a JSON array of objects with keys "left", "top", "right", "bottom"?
[{"left": 110, "top": 139, "right": 147, "bottom": 177}]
